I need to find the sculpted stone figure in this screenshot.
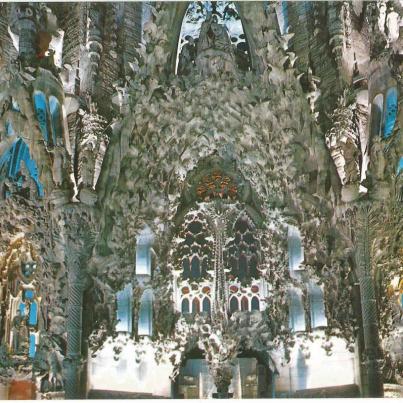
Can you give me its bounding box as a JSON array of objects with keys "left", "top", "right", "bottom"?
[
  {"left": 12, "top": 309, "right": 29, "bottom": 355},
  {"left": 386, "top": 7, "right": 400, "bottom": 43},
  {"left": 195, "top": 14, "right": 236, "bottom": 76},
  {"left": 178, "top": 36, "right": 196, "bottom": 75}
]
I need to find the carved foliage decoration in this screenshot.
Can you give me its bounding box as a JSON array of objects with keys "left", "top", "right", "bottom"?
[{"left": 196, "top": 170, "right": 237, "bottom": 201}]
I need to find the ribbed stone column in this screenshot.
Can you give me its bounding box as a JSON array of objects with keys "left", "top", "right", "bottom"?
[
  {"left": 355, "top": 203, "right": 384, "bottom": 397},
  {"left": 64, "top": 276, "right": 84, "bottom": 398}
]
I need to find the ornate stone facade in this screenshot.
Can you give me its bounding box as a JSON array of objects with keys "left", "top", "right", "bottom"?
[{"left": 0, "top": 1, "right": 401, "bottom": 399}]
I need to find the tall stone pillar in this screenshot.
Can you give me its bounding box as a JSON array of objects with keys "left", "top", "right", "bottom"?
[
  {"left": 354, "top": 202, "right": 384, "bottom": 397},
  {"left": 64, "top": 275, "right": 84, "bottom": 399},
  {"left": 10, "top": 4, "right": 38, "bottom": 65}
]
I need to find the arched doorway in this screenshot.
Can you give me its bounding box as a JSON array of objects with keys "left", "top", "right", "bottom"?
[{"left": 174, "top": 349, "right": 275, "bottom": 398}]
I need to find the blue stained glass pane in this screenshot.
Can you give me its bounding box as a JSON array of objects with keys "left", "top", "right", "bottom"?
[
  {"left": 29, "top": 334, "right": 36, "bottom": 358},
  {"left": 8, "top": 138, "right": 23, "bottom": 178},
  {"left": 24, "top": 290, "right": 35, "bottom": 299},
  {"left": 397, "top": 157, "right": 403, "bottom": 175},
  {"left": 28, "top": 301, "right": 38, "bottom": 326},
  {"left": 384, "top": 88, "right": 398, "bottom": 138},
  {"left": 182, "top": 259, "right": 190, "bottom": 279},
  {"left": 19, "top": 302, "right": 26, "bottom": 315},
  {"left": 116, "top": 283, "right": 132, "bottom": 333},
  {"left": 251, "top": 296, "right": 260, "bottom": 311},
  {"left": 288, "top": 226, "right": 304, "bottom": 272},
  {"left": 33, "top": 91, "right": 49, "bottom": 143},
  {"left": 181, "top": 298, "right": 190, "bottom": 313},
  {"left": 309, "top": 281, "right": 327, "bottom": 328},
  {"left": 0, "top": 144, "right": 13, "bottom": 171},
  {"left": 190, "top": 256, "right": 200, "bottom": 279},
  {"left": 288, "top": 288, "right": 305, "bottom": 332},
  {"left": 138, "top": 289, "right": 153, "bottom": 336},
  {"left": 230, "top": 296, "right": 239, "bottom": 313},
  {"left": 202, "top": 297, "right": 211, "bottom": 314},
  {"left": 49, "top": 96, "right": 62, "bottom": 146},
  {"left": 0, "top": 139, "right": 44, "bottom": 197}
]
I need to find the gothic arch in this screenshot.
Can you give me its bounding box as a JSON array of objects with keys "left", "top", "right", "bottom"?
[{"left": 168, "top": 2, "right": 262, "bottom": 74}]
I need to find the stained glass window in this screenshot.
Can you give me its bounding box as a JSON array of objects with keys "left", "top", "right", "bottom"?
[
  {"left": 116, "top": 283, "right": 133, "bottom": 333},
  {"left": 230, "top": 296, "right": 239, "bottom": 313},
  {"left": 33, "top": 91, "right": 49, "bottom": 143},
  {"left": 202, "top": 297, "right": 211, "bottom": 314},
  {"left": 383, "top": 87, "right": 398, "bottom": 138},
  {"left": 182, "top": 298, "right": 190, "bottom": 314},
  {"left": 138, "top": 289, "right": 153, "bottom": 336},
  {"left": 288, "top": 226, "right": 304, "bottom": 272},
  {"left": 136, "top": 226, "right": 154, "bottom": 276},
  {"left": 308, "top": 281, "right": 327, "bottom": 328},
  {"left": 192, "top": 297, "right": 200, "bottom": 314},
  {"left": 28, "top": 301, "right": 38, "bottom": 326},
  {"left": 251, "top": 296, "right": 260, "bottom": 311},
  {"left": 288, "top": 288, "right": 306, "bottom": 332}
]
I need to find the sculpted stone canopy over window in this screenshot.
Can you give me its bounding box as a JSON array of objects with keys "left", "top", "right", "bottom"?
[{"left": 177, "top": 1, "right": 250, "bottom": 75}]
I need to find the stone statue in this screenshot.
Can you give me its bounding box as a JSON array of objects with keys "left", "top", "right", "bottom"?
[
  {"left": 178, "top": 36, "right": 196, "bottom": 76},
  {"left": 342, "top": 137, "right": 359, "bottom": 184},
  {"left": 386, "top": 7, "right": 400, "bottom": 43},
  {"left": 195, "top": 14, "right": 236, "bottom": 76},
  {"left": 378, "top": 2, "right": 387, "bottom": 33},
  {"left": 11, "top": 309, "right": 29, "bottom": 355}
]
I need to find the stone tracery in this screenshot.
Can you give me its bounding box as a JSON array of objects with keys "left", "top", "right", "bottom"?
[{"left": 0, "top": 0, "right": 401, "bottom": 400}]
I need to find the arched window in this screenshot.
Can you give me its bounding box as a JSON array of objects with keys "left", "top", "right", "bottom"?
[
  {"left": 190, "top": 256, "right": 201, "bottom": 279},
  {"left": 241, "top": 296, "right": 249, "bottom": 311},
  {"left": 230, "top": 296, "right": 239, "bottom": 313},
  {"left": 138, "top": 289, "right": 153, "bottom": 336},
  {"left": 288, "top": 226, "right": 304, "bottom": 273},
  {"left": 202, "top": 297, "right": 211, "bottom": 314},
  {"left": 177, "top": 1, "right": 251, "bottom": 75},
  {"left": 116, "top": 283, "right": 133, "bottom": 333},
  {"left": 0, "top": 138, "right": 44, "bottom": 198},
  {"left": 49, "top": 96, "right": 63, "bottom": 146},
  {"left": 182, "top": 258, "right": 190, "bottom": 279},
  {"left": 238, "top": 254, "right": 247, "bottom": 281},
  {"left": 370, "top": 94, "right": 384, "bottom": 138},
  {"left": 383, "top": 87, "right": 398, "bottom": 138},
  {"left": 33, "top": 91, "right": 49, "bottom": 143},
  {"left": 181, "top": 298, "right": 190, "bottom": 314},
  {"left": 175, "top": 210, "right": 213, "bottom": 281},
  {"left": 228, "top": 215, "right": 260, "bottom": 282},
  {"left": 288, "top": 288, "right": 306, "bottom": 332},
  {"left": 308, "top": 281, "right": 327, "bottom": 328},
  {"left": 136, "top": 225, "right": 154, "bottom": 276},
  {"left": 192, "top": 297, "right": 200, "bottom": 314},
  {"left": 251, "top": 296, "right": 260, "bottom": 311}
]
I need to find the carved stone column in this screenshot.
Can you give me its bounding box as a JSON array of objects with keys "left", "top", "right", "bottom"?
[
  {"left": 354, "top": 202, "right": 384, "bottom": 397},
  {"left": 62, "top": 208, "right": 94, "bottom": 399},
  {"left": 64, "top": 271, "right": 84, "bottom": 399},
  {"left": 10, "top": 4, "right": 38, "bottom": 65}
]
